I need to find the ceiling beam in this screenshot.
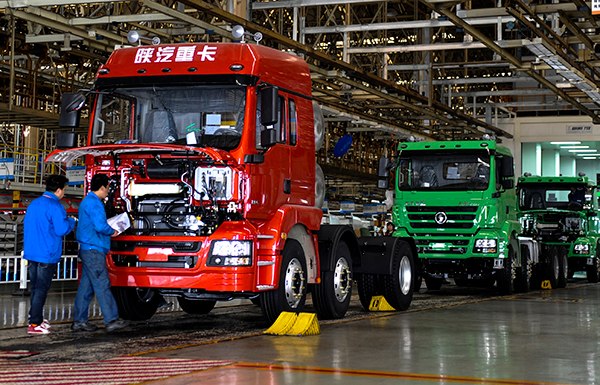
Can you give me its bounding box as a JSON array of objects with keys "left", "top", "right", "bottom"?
[
  {"left": 423, "top": 1, "right": 600, "bottom": 123},
  {"left": 179, "top": 0, "right": 513, "bottom": 138}
]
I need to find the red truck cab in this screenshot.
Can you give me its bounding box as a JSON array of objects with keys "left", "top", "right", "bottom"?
[{"left": 49, "top": 41, "right": 415, "bottom": 323}]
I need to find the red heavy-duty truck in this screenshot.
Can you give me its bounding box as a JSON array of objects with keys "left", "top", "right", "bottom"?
[{"left": 48, "top": 40, "right": 416, "bottom": 323}]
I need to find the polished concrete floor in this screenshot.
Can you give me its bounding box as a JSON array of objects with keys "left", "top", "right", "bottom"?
[{"left": 1, "top": 281, "right": 599, "bottom": 385}]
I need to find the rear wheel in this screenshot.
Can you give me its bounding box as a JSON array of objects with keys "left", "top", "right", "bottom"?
[
  {"left": 112, "top": 287, "right": 160, "bottom": 321},
  {"left": 312, "top": 241, "right": 353, "bottom": 319},
  {"left": 356, "top": 273, "right": 383, "bottom": 311},
  {"left": 381, "top": 241, "right": 414, "bottom": 311},
  {"left": 260, "top": 240, "right": 307, "bottom": 324},
  {"left": 177, "top": 298, "right": 217, "bottom": 315}
]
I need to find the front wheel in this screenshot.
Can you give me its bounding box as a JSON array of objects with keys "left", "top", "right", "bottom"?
[
  {"left": 260, "top": 239, "right": 307, "bottom": 324},
  {"left": 112, "top": 287, "right": 160, "bottom": 321},
  {"left": 312, "top": 241, "right": 353, "bottom": 319},
  {"left": 515, "top": 246, "right": 531, "bottom": 293},
  {"left": 381, "top": 240, "right": 414, "bottom": 311},
  {"left": 497, "top": 246, "right": 516, "bottom": 295},
  {"left": 587, "top": 257, "right": 600, "bottom": 283},
  {"left": 557, "top": 254, "right": 568, "bottom": 288},
  {"left": 546, "top": 252, "right": 560, "bottom": 288},
  {"left": 424, "top": 277, "right": 443, "bottom": 291},
  {"left": 177, "top": 297, "right": 217, "bottom": 315}
]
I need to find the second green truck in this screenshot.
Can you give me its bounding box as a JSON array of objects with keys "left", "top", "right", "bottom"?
[{"left": 517, "top": 174, "right": 600, "bottom": 285}]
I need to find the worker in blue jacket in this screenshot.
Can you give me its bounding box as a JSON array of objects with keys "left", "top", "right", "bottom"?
[
  {"left": 72, "top": 173, "right": 128, "bottom": 333},
  {"left": 23, "top": 174, "right": 76, "bottom": 335}
]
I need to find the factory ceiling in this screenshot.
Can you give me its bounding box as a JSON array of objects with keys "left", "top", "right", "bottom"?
[{"left": 1, "top": 0, "right": 599, "bottom": 142}]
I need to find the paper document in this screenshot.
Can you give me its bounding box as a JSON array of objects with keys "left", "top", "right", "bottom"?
[{"left": 107, "top": 212, "right": 131, "bottom": 235}]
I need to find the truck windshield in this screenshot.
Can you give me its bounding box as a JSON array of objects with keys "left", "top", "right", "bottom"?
[
  {"left": 91, "top": 86, "right": 246, "bottom": 150},
  {"left": 398, "top": 152, "right": 491, "bottom": 191},
  {"left": 519, "top": 184, "right": 592, "bottom": 211}
]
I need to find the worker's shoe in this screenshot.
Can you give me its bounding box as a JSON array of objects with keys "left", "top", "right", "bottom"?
[
  {"left": 105, "top": 319, "right": 128, "bottom": 333},
  {"left": 71, "top": 322, "right": 98, "bottom": 332},
  {"left": 27, "top": 324, "right": 50, "bottom": 335},
  {"left": 41, "top": 319, "right": 51, "bottom": 329}
]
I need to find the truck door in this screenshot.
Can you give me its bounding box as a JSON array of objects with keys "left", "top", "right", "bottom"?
[{"left": 246, "top": 93, "right": 291, "bottom": 220}]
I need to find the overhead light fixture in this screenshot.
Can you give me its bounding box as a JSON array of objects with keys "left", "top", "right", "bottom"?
[
  {"left": 568, "top": 149, "right": 598, "bottom": 153},
  {"left": 551, "top": 141, "right": 581, "bottom": 145},
  {"left": 560, "top": 145, "right": 589, "bottom": 149},
  {"left": 582, "top": 157, "right": 600, "bottom": 159}
]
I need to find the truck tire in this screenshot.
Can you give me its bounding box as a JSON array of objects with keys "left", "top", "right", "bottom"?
[
  {"left": 497, "top": 246, "right": 516, "bottom": 295},
  {"left": 177, "top": 298, "right": 217, "bottom": 315},
  {"left": 112, "top": 287, "right": 160, "bottom": 321},
  {"left": 356, "top": 273, "right": 383, "bottom": 311},
  {"left": 515, "top": 246, "right": 531, "bottom": 293},
  {"left": 312, "top": 241, "right": 353, "bottom": 319},
  {"left": 547, "top": 252, "right": 560, "bottom": 288},
  {"left": 586, "top": 257, "right": 600, "bottom": 283},
  {"left": 413, "top": 274, "right": 423, "bottom": 292},
  {"left": 557, "top": 254, "right": 568, "bottom": 288},
  {"left": 424, "top": 277, "right": 443, "bottom": 291},
  {"left": 381, "top": 240, "right": 414, "bottom": 311},
  {"left": 260, "top": 239, "right": 307, "bottom": 324}
]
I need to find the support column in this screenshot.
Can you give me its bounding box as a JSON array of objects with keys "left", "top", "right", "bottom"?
[{"left": 542, "top": 149, "right": 558, "bottom": 176}]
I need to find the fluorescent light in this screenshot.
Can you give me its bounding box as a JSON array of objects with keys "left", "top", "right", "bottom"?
[
  {"left": 560, "top": 145, "right": 589, "bottom": 149},
  {"left": 582, "top": 157, "right": 600, "bottom": 159},
  {"left": 551, "top": 141, "right": 581, "bottom": 145},
  {"left": 569, "top": 149, "right": 598, "bottom": 153}
]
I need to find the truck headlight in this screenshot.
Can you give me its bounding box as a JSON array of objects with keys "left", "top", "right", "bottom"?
[
  {"left": 574, "top": 244, "right": 590, "bottom": 254},
  {"left": 208, "top": 240, "right": 252, "bottom": 266},
  {"left": 474, "top": 239, "right": 497, "bottom": 253}
]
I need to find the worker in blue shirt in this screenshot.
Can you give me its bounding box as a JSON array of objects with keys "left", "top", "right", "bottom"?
[
  {"left": 72, "top": 173, "right": 128, "bottom": 333},
  {"left": 23, "top": 174, "right": 76, "bottom": 335}
]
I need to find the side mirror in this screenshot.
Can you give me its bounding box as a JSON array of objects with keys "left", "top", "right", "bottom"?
[
  {"left": 56, "top": 132, "right": 77, "bottom": 149},
  {"left": 499, "top": 156, "right": 515, "bottom": 178},
  {"left": 501, "top": 178, "right": 514, "bottom": 190},
  {"left": 377, "top": 156, "right": 389, "bottom": 189},
  {"left": 260, "top": 128, "right": 277, "bottom": 148},
  {"left": 260, "top": 86, "right": 279, "bottom": 126},
  {"left": 59, "top": 93, "right": 85, "bottom": 128}
]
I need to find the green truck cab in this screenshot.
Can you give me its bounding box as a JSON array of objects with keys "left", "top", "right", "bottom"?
[
  {"left": 517, "top": 174, "right": 600, "bottom": 284},
  {"left": 392, "top": 139, "right": 532, "bottom": 293}
]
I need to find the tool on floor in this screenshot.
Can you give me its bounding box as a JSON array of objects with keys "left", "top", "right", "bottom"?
[
  {"left": 264, "top": 312, "right": 320, "bottom": 336},
  {"left": 369, "top": 295, "right": 396, "bottom": 311}
]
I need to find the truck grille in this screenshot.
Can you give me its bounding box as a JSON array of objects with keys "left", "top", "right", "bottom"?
[
  {"left": 406, "top": 206, "right": 478, "bottom": 230},
  {"left": 111, "top": 240, "right": 202, "bottom": 253},
  {"left": 414, "top": 237, "right": 471, "bottom": 255}
]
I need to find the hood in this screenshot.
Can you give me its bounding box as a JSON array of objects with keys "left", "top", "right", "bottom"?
[{"left": 46, "top": 143, "right": 239, "bottom": 167}]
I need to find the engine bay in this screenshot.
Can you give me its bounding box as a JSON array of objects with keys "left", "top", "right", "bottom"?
[{"left": 94, "top": 151, "right": 243, "bottom": 236}]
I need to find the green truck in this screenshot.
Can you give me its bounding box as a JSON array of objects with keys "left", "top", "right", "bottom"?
[
  {"left": 517, "top": 174, "right": 600, "bottom": 285},
  {"left": 391, "top": 139, "right": 536, "bottom": 293}
]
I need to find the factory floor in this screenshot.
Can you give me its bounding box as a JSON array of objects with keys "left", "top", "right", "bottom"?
[{"left": 0, "top": 280, "right": 598, "bottom": 385}]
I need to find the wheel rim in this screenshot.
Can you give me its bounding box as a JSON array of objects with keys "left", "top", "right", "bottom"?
[
  {"left": 284, "top": 257, "right": 306, "bottom": 308},
  {"left": 333, "top": 256, "right": 352, "bottom": 303},
  {"left": 399, "top": 255, "right": 412, "bottom": 295},
  {"left": 563, "top": 256, "right": 568, "bottom": 279},
  {"left": 553, "top": 255, "right": 560, "bottom": 279}
]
